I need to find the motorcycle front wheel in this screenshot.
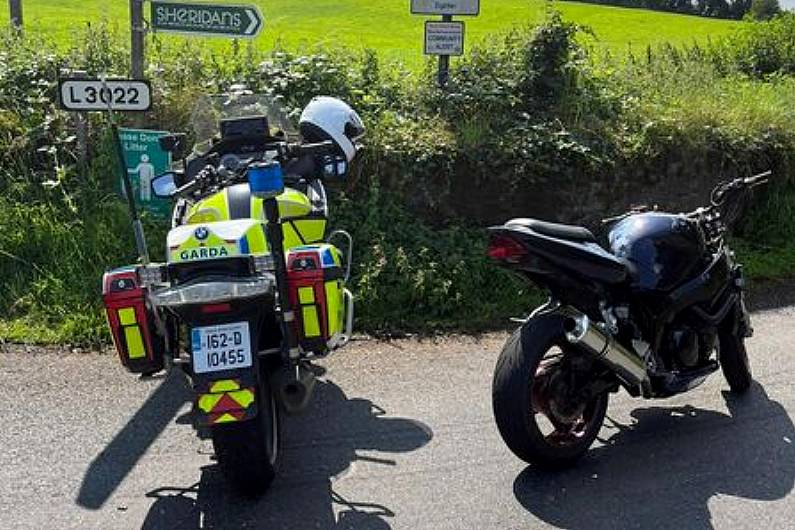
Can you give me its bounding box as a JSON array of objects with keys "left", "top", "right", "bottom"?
[
  {"left": 718, "top": 306, "right": 752, "bottom": 394},
  {"left": 492, "top": 314, "right": 608, "bottom": 468},
  {"left": 211, "top": 374, "right": 282, "bottom": 496}
]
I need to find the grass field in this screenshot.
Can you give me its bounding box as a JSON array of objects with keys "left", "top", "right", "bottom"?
[{"left": 1, "top": 0, "right": 741, "bottom": 64}]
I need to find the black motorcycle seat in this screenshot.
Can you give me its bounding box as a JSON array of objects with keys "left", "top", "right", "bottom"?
[
  {"left": 506, "top": 218, "right": 596, "bottom": 243},
  {"left": 497, "top": 221, "right": 628, "bottom": 285}
]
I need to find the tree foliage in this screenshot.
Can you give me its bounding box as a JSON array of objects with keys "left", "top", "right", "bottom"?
[
  {"left": 750, "top": 0, "right": 781, "bottom": 20},
  {"left": 559, "top": 0, "right": 754, "bottom": 19}
]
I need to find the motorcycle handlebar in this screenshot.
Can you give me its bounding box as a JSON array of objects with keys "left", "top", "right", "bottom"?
[
  {"left": 711, "top": 170, "right": 771, "bottom": 207},
  {"left": 604, "top": 171, "right": 771, "bottom": 227},
  {"left": 174, "top": 177, "right": 203, "bottom": 197},
  {"left": 744, "top": 170, "right": 772, "bottom": 187},
  {"left": 174, "top": 164, "right": 217, "bottom": 197},
  {"left": 175, "top": 141, "right": 339, "bottom": 198}
]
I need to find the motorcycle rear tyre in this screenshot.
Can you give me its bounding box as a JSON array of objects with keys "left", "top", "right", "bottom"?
[
  {"left": 211, "top": 376, "right": 281, "bottom": 496},
  {"left": 493, "top": 315, "right": 608, "bottom": 469}
]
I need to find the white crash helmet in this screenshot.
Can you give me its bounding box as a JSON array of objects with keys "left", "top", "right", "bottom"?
[{"left": 299, "top": 96, "right": 365, "bottom": 163}]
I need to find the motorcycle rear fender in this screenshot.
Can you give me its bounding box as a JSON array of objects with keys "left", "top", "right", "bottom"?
[
  {"left": 193, "top": 372, "right": 259, "bottom": 426},
  {"left": 488, "top": 227, "right": 616, "bottom": 316},
  {"left": 176, "top": 301, "right": 274, "bottom": 428},
  {"left": 489, "top": 226, "right": 628, "bottom": 285}
]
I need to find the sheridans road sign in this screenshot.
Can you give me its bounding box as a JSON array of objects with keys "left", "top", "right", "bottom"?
[
  {"left": 58, "top": 78, "right": 152, "bottom": 112},
  {"left": 411, "top": 0, "right": 480, "bottom": 16},
  {"left": 150, "top": 1, "right": 264, "bottom": 38},
  {"left": 425, "top": 21, "right": 465, "bottom": 56}
]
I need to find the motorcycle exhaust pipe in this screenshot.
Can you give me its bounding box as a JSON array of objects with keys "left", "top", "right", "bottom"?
[
  {"left": 273, "top": 363, "right": 317, "bottom": 415},
  {"left": 563, "top": 312, "right": 649, "bottom": 389}
]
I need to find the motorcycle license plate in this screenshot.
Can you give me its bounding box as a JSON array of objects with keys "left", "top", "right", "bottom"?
[{"left": 191, "top": 322, "right": 252, "bottom": 374}]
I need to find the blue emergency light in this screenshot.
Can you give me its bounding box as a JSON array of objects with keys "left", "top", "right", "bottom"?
[{"left": 248, "top": 161, "right": 284, "bottom": 199}]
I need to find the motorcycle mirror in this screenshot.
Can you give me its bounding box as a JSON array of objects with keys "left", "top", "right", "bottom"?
[
  {"left": 152, "top": 172, "right": 178, "bottom": 198},
  {"left": 158, "top": 133, "right": 188, "bottom": 159},
  {"left": 322, "top": 155, "right": 348, "bottom": 180}
]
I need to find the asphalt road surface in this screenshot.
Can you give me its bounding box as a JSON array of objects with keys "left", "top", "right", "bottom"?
[{"left": 1, "top": 305, "right": 793, "bottom": 530}]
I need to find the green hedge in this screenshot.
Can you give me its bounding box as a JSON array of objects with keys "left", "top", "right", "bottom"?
[{"left": 2, "top": 14, "right": 795, "bottom": 345}]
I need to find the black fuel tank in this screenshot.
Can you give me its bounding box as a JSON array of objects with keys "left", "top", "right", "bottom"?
[{"left": 608, "top": 213, "right": 707, "bottom": 292}]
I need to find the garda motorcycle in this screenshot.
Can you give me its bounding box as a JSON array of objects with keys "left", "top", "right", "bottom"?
[
  {"left": 488, "top": 172, "right": 769, "bottom": 467},
  {"left": 101, "top": 93, "right": 365, "bottom": 494}
]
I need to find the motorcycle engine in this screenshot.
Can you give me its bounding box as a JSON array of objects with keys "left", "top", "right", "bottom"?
[
  {"left": 663, "top": 327, "right": 700, "bottom": 369},
  {"left": 661, "top": 325, "right": 721, "bottom": 370}
]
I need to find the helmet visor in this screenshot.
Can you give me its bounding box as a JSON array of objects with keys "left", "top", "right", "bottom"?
[{"left": 344, "top": 115, "right": 366, "bottom": 142}]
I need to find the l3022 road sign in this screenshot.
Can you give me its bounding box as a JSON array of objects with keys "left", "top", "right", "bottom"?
[{"left": 58, "top": 78, "right": 152, "bottom": 112}]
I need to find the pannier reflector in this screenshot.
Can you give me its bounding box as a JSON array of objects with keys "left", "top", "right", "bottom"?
[
  {"left": 210, "top": 379, "right": 241, "bottom": 393},
  {"left": 124, "top": 326, "right": 146, "bottom": 359},
  {"left": 298, "top": 287, "right": 315, "bottom": 304},
  {"left": 302, "top": 306, "right": 321, "bottom": 337},
  {"left": 118, "top": 307, "right": 137, "bottom": 326}
]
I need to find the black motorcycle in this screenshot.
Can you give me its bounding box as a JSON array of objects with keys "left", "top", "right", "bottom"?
[{"left": 487, "top": 172, "right": 769, "bottom": 467}]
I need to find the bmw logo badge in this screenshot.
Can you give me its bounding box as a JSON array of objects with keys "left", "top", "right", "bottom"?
[{"left": 194, "top": 227, "right": 209, "bottom": 241}]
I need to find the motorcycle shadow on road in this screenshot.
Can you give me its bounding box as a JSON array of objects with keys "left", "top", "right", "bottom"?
[
  {"left": 140, "top": 374, "right": 433, "bottom": 529},
  {"left": 513, "top": 383, "right": 795, "bottom": 530},
  {"left": 76, "top": 371, "right": 192, "bottom": 510}
]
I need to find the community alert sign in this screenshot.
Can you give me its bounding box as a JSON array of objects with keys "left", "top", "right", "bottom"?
[{"left": 425, "top": 21, "right": 465, "bottom": 56}]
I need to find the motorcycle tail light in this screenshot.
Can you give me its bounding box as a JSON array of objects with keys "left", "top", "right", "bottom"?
[
  {"left": 201, "top": 303, "right": 233, "bottom": 314},
  {"left": 488, "top": 234, "right": 527, "bottom": 264}
]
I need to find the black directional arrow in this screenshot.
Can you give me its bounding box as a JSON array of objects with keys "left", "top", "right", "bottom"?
[{"left": 150, "top": 2, "right": 264, "bottom": 38}]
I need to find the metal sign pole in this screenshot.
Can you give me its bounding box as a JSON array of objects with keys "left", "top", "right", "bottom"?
[
  {"left": 9, "top": 0, "right": 23, "bottom": 29},
  {"left": 130, "top": 0, "right": 146, "bottom": 79},
  {"left": 438, "top": 14, "right": 452, "bottom": 88},
  {"left": 67, "top": 69, "right": 91, "bottom": 170}
]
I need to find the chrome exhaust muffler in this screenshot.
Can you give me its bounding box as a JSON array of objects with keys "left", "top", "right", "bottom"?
[
  {"left": 563, "top": 312, "right": 649, "bottom": 389},
  {"left": 272, "top": 363, "right": 317, "bottom": 415}
]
